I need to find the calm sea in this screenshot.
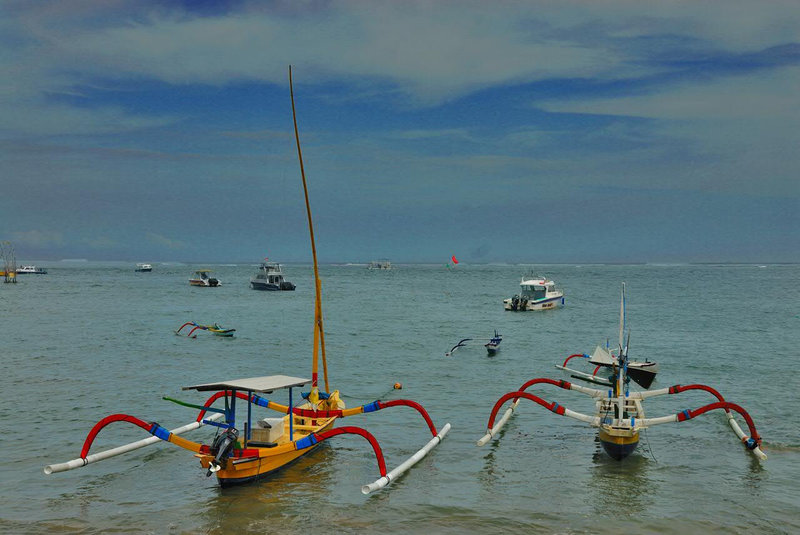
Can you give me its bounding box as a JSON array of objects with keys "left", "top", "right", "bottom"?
[{"left": 1, "top": 262, "right": 798, "bottom": 534}]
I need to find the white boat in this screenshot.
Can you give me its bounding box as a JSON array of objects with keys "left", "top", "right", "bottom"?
[
  {"left": 367, "top": 260, "right": 392, "bottom": 270},
  {"left": 189, "top": 270, "right": 221, "bottom": 287},
  {"left": 503, "top": 275, "right": 564, "bottom": 311},
  {"left": 135, "top": 263, "right": 152, "bottom": 272},
  {"left": 16, "top": 265, "right": 47, "bottom": 274},
  {"left": 250, "top": 263, "right": 296, "bottom": 291}
]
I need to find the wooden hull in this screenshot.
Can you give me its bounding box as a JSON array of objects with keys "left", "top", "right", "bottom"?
[
  {"left": 199, "top": 415, "right": 337, "bottom": 486},
  {"left": 598, "top": 428, "right": 639, "bottom": 460}
]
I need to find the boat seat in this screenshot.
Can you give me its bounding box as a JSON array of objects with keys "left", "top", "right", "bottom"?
[{"left": 246, "top": 440, "right": 278, "bottom": 448}]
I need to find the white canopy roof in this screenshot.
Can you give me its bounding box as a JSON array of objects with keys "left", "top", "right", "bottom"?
[{"left": 182, "top": 374, "right": 310, "bottom": 393}]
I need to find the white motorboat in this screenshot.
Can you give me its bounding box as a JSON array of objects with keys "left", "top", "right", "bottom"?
[
  {"left": 189, "top": 270, "right": 221, "bottom": 287},
  {"left": 16, "top": 265, "right": 47, "bottom": 274},
  {"left": 135, "top": 263, "right": 152, "bottom": 272},
  {"left": 503, "top": 275, "right": 564, "bottom": 311},
  {"left": 367, "top": 260, "right": 392, "bottom": 270},
  {"left": 250, "top": 262, "right": 295, "bottom": 291}
]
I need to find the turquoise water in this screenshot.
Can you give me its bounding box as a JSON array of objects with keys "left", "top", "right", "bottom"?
[{"left": 2, "top": 263, "right": 798, "bottom": 534}]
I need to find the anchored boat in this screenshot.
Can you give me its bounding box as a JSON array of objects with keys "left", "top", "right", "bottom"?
[
  {"left": 503, "top": 275, "right": 564, "bottom": 311},
  {"left": 175, "top": 322, "right": 236, "bottom": 338},
  {"left": 478, "top": 283, "right": 766, "bottom": 462},
  {"left": 250, "top": 262, "right": 296, "bottom": 291},
  {"left": 16, "top": 265, "right": 47, "bottom": 274},
  {"left": 44, "top": 67, "right": 449, "bottom": 493},
  {"left": 189, "top": 270, "right": 220, "bottom": 287}
]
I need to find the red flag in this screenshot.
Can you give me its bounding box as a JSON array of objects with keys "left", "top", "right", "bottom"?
[{"left": 451, "top": 255, "right": 459, "bottom": 264}]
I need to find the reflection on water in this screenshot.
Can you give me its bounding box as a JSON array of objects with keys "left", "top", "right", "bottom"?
[{"left": 588, "top": 437, "right": 656, "bottom": 517}]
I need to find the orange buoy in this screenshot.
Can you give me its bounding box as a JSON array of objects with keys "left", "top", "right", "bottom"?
[{"left": 393, "top": 382, "right": 402, "bottom": 390}]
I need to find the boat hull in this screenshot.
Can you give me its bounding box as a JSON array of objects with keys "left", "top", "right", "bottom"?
[
  {"left": 503, "top": 295, "right": 564, "bottom": 311},
  {"left": 598, "top": 428, "right": 639, "bottom": 460},
  {"left": 190, "top": 279, "right": 220, "bottom": 287},
  {"left": 201, "top": 416, "right": 337, "bottom": 487}
]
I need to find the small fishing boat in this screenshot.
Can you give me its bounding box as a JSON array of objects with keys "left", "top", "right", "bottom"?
[
  {"left": 135, "top": 263, "right": 152, "bottom": 272},
  {"left": 503, "top": 275, "right": 563, "bottom": 310},
  {"left": 478, "top": 283, "right": 766, "bottom": 462},
  {"left": 250, "top": 262, "right": 296, "bottom": 291},
  {"left": 556, "top": 345, "right": 659, "bottom": 389},
  {"left": 175, "top": 322, "right": 236, "bottom": 338},
  {"left": 485, "top": 331, "right": 502, "bottom": 356},
  {"left": 189, "top": 270, "right": 220, "bottom": 287},
  {"left": 16, "top": 265, "right": 47, "bottom": 274},
  {"left": 445, "top": 331, "right": 502, "bottom": 357},
  {"left": 45, "top": 67, "right": 449, "bottom": 494},
  {"left": 367, "top": 260, "right": 392, "bottom": 270}
]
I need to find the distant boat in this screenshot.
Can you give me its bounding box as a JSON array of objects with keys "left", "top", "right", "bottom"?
[
  {"left": 135, "top": 263, "right": 152, "bottom": 272},
  {"left": 16, "top": 265, "right": 47, "bottom": 274},
  {"left": 189, "top": 270, "right": 220, "bottom": 287},
  {"left": 367, "top": 260, "right": 392, "bottom": 270},
  {"left": 250, "top": 262, "right": 296, "bottom": 291},
  {"left": 485, "top": 331, "right": 502, "bottom": 356},
  {"left": 503, "top": 274, "right": 564, "bottom": 311}
]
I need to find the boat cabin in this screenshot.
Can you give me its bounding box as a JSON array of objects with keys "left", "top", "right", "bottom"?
[{"left": 519, "top": 279, "right": 553, "bottom": 300}]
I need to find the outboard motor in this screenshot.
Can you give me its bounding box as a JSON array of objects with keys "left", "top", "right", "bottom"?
[
  {"left": 207, "top": 428, "right": 238, "bottom": 476},
  {"left": 519, "top": 297, "right": 528, "bottom": 310},
  {"left": 511, "top": 295, "right": 520, "bottom": 311}
]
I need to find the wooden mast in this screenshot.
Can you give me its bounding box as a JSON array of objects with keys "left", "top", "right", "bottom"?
[{"left": 289, "top": 65, "right": 330, "bottom": 395}]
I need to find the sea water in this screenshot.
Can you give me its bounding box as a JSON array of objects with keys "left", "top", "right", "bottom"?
[{"left": 1, "top": 263, "right": 798, "bottom": 534}]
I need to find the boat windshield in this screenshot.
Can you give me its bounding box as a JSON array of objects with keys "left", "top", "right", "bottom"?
[{"left": 521, "top": 285, "right": 546, "bottom": 300}]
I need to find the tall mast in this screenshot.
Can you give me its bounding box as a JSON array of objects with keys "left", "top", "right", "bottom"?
[{"left": 289, "top": 65, "right": 330, "bottom": 394}]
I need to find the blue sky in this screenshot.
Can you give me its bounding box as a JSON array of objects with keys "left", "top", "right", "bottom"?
[{"left": 1, "top": 0, "right": 798, "bottom": 263}]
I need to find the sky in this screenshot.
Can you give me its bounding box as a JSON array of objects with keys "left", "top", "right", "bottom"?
[{"left": 1, "top": 0, "right": 798, "bottom": 264}]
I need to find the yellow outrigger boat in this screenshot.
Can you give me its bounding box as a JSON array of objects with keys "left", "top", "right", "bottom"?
[{"left": 45, "top": 67, "right": 450, "bottom": 493}]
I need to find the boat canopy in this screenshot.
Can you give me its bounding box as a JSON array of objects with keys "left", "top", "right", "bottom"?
[{"left": 182, "top": 375, "right": 310, "bottom": 393}]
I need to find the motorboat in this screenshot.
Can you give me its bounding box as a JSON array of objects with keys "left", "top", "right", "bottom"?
[
  {"left": 189, "top": 270, "right": 221, "bottom": 287},
  {"left": 367, "top": 260, "right": 392, "bottom": 270},
  {"left": 135, "top": 263, "right": 152, "bottom": 272},
  {"left": 503, "top": 275, "right": 564, "bottom": 311},
  {"left": 16, "top": 265, "right": 47, "bottom": 274},
  {"left": 250, "top": 263, "right": 296, "bottom": 291}
]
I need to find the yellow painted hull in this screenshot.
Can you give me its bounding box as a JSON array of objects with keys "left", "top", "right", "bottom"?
[
  {"left": 598, "top": 427, "right": 639, "bottom": 460},
  {"left": 198, "top": 415, "right": 337, "bottom": 486}
]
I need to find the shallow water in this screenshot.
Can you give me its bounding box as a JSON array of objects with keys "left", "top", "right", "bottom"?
[{"left": 2, "top": 263, "right": 798, "bottom": 534}]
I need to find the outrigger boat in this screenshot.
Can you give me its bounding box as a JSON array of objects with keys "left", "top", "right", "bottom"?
[
  {"left": 175, "top": 322, "right": 236, "bottom": 338},
  {"left": 556, "top": 344, "right": 659, "bottom": 389},
  {"left": 478, "top": 283, "right": 766, "bottom": 462},
  {"left": 485, "top": 330, "right": 502, "bottom": 356},
  {"left": 445, "top": 331, "right": 502, "bottom": 357},
  {"left": 44, "top": 67, "right": 450, "bottom": 493}
]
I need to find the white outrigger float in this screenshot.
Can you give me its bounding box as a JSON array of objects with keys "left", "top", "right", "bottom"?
[
  {"left": 480, "top": 283, "right": 766, "bottom": 462},
  {"left": 503, "top": 275, "right": 564, "bottom": 311}
]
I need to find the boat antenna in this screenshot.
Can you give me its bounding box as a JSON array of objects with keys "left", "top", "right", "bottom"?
[
  {"left": 618, "top": 282, "right": 626, "bottom": 353},
  {"left": 289, "top": 65, "right": 330, "bottom": 395}
]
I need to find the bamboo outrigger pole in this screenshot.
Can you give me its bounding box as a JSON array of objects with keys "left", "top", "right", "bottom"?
[{"left": 289, "top": 65, "right": 329, "bottom": 395}]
